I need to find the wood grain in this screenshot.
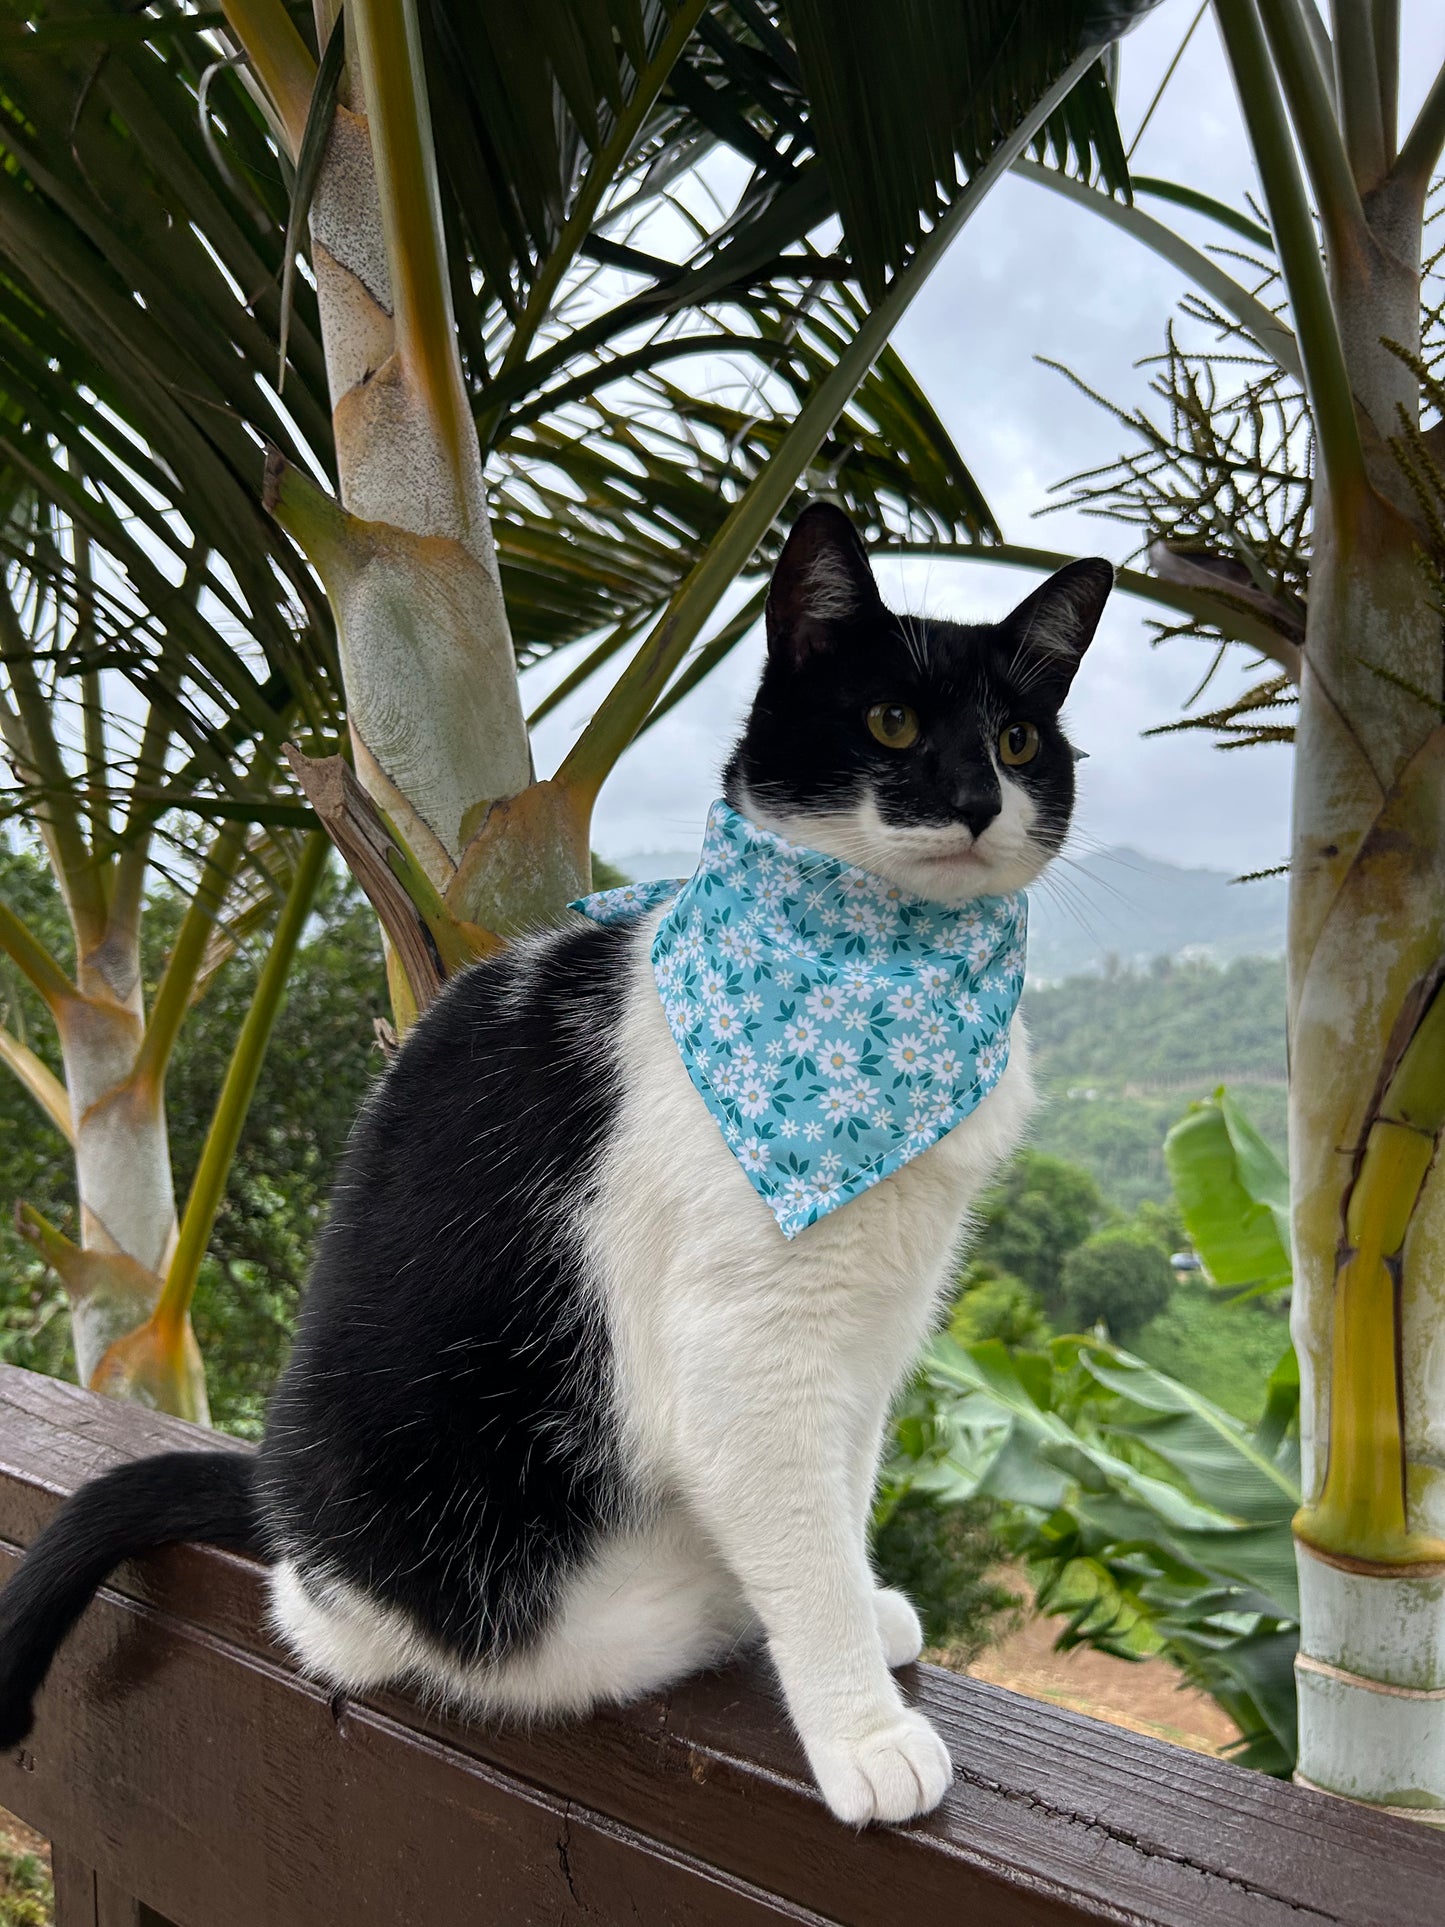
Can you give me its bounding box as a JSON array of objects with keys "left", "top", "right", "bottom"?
[{"left": 1, "top": 1366, "right": 1441, "bottom": 1927}]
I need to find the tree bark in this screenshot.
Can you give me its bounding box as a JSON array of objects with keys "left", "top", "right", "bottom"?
[{"left": 1288, "top": 168, "right": 1445, "bottom": 1819}]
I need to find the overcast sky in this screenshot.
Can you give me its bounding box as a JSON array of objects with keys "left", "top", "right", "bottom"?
[{"left": 524, "top": 3, "right": 1441, "bottom": 880}]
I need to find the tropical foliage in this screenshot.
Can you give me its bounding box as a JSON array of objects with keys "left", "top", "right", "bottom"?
[
  {"left": 882, "top": 1084, "right": 1301, "bottom": 1771},
  {"left": 1059, "top": 1223, "right": 1174, "bottom": 1340},
  {"left": 897, "top": 1334, "right": 1300, "bottom": 1773},
  {"left": 0, "top": 833, "right": 385, "bottom": 1431},
  {"left": 0, "top": 0, "right": 1161, "bottom": 1413},
  {"left": 1008, "top": 6, "right": 1445, "bottom": 1809}
]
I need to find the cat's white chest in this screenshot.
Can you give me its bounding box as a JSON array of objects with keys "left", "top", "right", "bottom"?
[{"left": 586, "top": 936, "right": 1036, "bottom": 1488}]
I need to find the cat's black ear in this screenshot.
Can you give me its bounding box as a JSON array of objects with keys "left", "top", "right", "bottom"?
[
  {"left": 1000, "top": 558, "right": 1113, "bottom": 698},
  {"left": 766, "top": 502, "right": 883, "bottom": 667}
]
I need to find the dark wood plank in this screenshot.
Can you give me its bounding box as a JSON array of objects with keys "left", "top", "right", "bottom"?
[
  {"left": 2, "top": 1560, "right": 828, "bottom": 1927},
  {"left": 50, "top": 1848, "right": 105, "bottom": 1927},
  {"left": 50, "top": 1848, "right": 173, "bottom": 1927},
  {"left": 2, "top": 1365, "right": 1443, "bottom": 1927}
]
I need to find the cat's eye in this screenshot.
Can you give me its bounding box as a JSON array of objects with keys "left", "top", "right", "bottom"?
[
  {"left": 999, "top": 721, "right": 1040, "bottom": 766},
  {"left": 866, "top": 703, "right": 920, "bottom": 749}
]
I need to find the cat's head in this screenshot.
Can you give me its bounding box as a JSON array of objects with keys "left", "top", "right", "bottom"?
[{"left": 722, "top": 502, "right": 1111, "bottom": 904}]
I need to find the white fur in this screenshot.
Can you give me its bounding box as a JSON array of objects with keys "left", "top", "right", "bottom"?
[
  {"left": 800, "top": 552, "right": 865, "bottom": 621},
  {"left": 1011, "top": 577, "right": 1093, "bottom": 669},
  {"left": 743, "top": 771, "right": 1045, "bottom": 904},
  {"left": 271, "top": 914, "right": 1036, "bottom": 1828}
]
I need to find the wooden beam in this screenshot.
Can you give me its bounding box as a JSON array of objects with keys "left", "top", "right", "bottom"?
[{"left": 0, "top": 1368, "right": 1442, "bottom": 1926}]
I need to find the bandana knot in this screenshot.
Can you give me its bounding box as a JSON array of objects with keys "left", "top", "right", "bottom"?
[{"left": 574, "top": 801, "right": 1026, "bottom": 1237}]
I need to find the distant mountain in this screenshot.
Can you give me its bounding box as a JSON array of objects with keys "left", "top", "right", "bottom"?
[
  {"left": 1024, "top": 847, "right": 1286, "bottom": 981},
  {"left": 605, "top": 842, "right": 1287, "bottom": 981}
]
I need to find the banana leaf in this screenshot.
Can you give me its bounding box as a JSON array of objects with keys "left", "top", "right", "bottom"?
[{"left": 887, "top": 1333, "right": 1301, "bottom": 1773}]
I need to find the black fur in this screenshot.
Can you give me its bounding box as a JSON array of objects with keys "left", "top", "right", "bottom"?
[
  {"left": 0, "top": 501, "right": 1110, "bottom": 1742},
  {"left": 257, "top": 918, "right": 635, "bottom": 1662},
  {"left": 0, "top": 1450, "right": 256, "bottom": 1746},
  {"left": 725, "top": 501, "right": 1110, "bottom": 851}
]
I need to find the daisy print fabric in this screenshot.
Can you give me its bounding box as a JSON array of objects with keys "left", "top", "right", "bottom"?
[{"left": 573, "top": 801, "right": 1026, "bottom": 1239}]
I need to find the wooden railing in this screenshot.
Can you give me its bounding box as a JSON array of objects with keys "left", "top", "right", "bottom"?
[{"left": 0, "top": 1365, "right": 1441, "bottom": 1927}]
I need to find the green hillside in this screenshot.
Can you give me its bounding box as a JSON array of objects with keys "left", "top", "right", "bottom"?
[{"left": 1020, "top": 955, "right": 1288, "bottom": 1211}]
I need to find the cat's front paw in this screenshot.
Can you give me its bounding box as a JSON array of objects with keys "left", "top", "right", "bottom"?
[
  {"left": 873, "top": 1586, "right": 924, "bottom": 1668},
  {"left": 810, "top": 1709, "right": 953, "bottom": 1827}
]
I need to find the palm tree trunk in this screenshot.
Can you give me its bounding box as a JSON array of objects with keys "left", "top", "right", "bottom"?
[
  {"left": 1215, "top": 0, "right": 1445, "bottom": 1815},
  {"left": 1286, "top": 352, "right": 1445, "bottom": 1827},
  {"left": 56, "top": 930, "right": 179, "bottom": 1386},
  {"left": 292, "top": 1, "right": 537, "bottom": 894}
]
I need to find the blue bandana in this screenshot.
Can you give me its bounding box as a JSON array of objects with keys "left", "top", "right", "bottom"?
[{"left": 573, "top": 801, "right": 1026, "bottom": 1238}]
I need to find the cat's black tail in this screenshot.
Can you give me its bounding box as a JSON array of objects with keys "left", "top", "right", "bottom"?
[{"left": 0, "top": 1449, "right": 259, "bottom": 1747}]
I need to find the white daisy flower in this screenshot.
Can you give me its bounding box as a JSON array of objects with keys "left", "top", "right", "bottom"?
[
  {"left": 737, "top": 1136, "right": 771, "bottom": 1173},
  {"left": 779, "top": 1118, "right": 799, "bottom": 1138},
  {"left": 804, "top": 984, "right": 845, "bottom": 1022},
  {"left": 820, "top": 1038, "right": 860, "bottom": 1080},
  {"left": 841, "top": 902, "right": 883, "bottom": 938},
  {"left": 931, "top": 1048, "right": 965, "bottom": 1081},
  {"left": 887, "top": 985, "right": 924, "bottom": 1019},
  {"left": 735, "top": 1079, "right": 772, "bottom": 1119},
  {"left": 956, "top": 992, "right": 981, "bottom": 1023},
  {"left": 696, "top": 966, "right": 729, "bottom": 1004},
  {"left": 802, "top": 1120, "right": 825, "bottom": 1143},
  {"left": 709, "top": 1003, "right": 744, "bottom": 1042},
  {"left": 781, "top": 1016, "right": 819, "bottom": 1056},
  {"left": 888, "top": 1033, "right": 927, "bottom": 1076},
  {"left": 977, "top": 1041, "right": 1006, "bottom": 1083}
]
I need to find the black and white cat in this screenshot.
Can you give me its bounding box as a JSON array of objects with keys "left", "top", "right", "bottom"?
[{"left": 0, "top": 505, "right": 1110, "bottom": 1826}]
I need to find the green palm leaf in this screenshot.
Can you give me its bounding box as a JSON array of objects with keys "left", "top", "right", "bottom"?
[{"left": 1, "top": 0, "right": 1146, "bottom": 839}]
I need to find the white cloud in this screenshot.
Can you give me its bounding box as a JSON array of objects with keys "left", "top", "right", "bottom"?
[{"left": 529, "top": 4, "right": 1439, "bottom": 879}]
